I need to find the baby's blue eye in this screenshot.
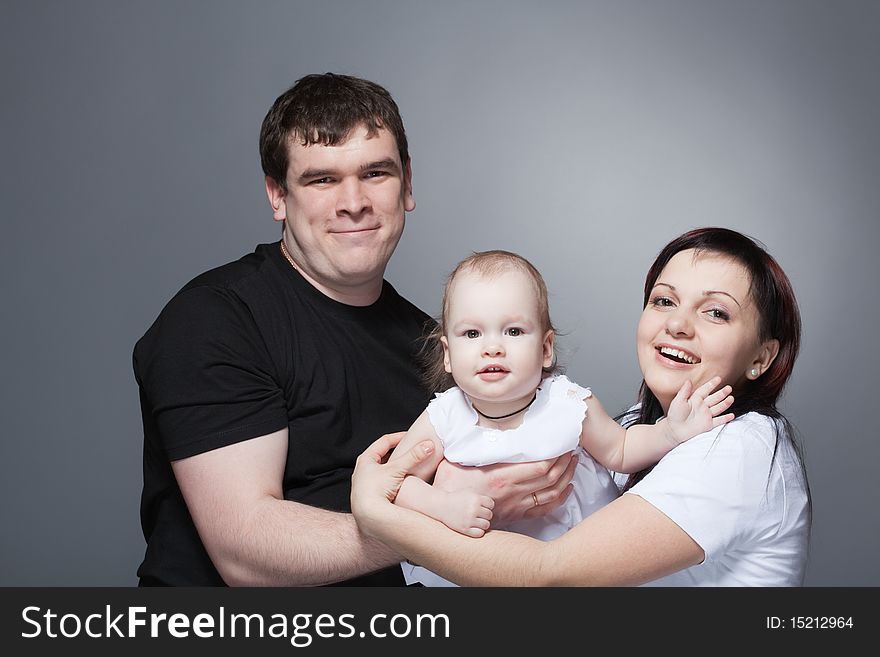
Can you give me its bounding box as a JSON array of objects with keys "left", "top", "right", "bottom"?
[
  {"left": 507, "top": 327, "right": 523, "bottom": 337},
  {"left": 465, "top": 330, "right": 480, "bottom": 339}
]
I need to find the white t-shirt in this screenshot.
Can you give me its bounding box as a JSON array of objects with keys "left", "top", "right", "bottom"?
[{"left": 626, "top": 412, "right": 810, "bottom": 586}]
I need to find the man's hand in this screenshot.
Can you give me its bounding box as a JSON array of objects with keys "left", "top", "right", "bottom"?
[
  {"left": 351, "top": 432, "right": 436, "bottom": 538},
  {"left": 432, "top": 453, "right": 578, "bottom": 528}
]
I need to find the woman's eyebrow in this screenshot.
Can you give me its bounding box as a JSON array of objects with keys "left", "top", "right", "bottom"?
[
  {"left": 653, "top": 282, "right": 742, "bottom": 308},
  {"left": 704, "top": 290, "right": 742, "bottom": 308}
]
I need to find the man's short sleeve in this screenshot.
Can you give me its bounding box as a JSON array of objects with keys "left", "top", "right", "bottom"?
[{"left": 134, "top": 285, "right": 288, "bottom": 461}]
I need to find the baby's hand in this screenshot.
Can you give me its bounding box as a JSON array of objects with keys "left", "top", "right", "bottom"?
[
  {"left": 440, "top": 489, "right": 495, "bottom": 538},
  {"left": 665, "top": 376, "right": 735, "bottom": 445}
]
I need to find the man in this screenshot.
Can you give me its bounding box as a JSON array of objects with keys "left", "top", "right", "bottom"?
[{"left": 134, "top": 73, "right": 573, "bottom": 586}]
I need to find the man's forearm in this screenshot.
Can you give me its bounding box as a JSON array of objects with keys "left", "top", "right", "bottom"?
[{"left": 212, "top": 497, "right": 402, "bottom": 586}]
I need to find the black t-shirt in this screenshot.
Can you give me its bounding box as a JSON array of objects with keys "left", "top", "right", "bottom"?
[{"left": 133, "top": 242, "right": 432, "bottom": 585}]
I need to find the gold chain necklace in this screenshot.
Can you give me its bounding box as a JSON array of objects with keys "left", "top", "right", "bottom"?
[{"left": 279, "top": 240, "right": 298, "bottom": 271}]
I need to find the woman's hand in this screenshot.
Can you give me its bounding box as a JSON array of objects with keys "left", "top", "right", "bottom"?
[
  {"left": 432, "top": 453, "right": 577, "bottom": 528},
  {"left": 350, "top": 432, "right": 436, "bottom": 537}
]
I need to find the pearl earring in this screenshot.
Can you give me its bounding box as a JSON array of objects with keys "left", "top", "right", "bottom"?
[{"left": 750, "top": 368, "right": 759, "bottom": 378}]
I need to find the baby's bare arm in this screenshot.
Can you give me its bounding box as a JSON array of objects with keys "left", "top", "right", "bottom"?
[
  {"left": 396, "top": 476, "right": 494, "bottom": 537},
  {"left": 388, "top": 411, "right": 444, "bottom": 483},
  {"left": 391, "top": 412, "right": 494, "bottom": 536},
  {"left": 580, "top": 378, "right": 734, "bottom": 473}
]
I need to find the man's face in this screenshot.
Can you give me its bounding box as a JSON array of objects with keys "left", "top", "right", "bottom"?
[{"left": 267, "top": 125, "right": 415, "bottom": 304}]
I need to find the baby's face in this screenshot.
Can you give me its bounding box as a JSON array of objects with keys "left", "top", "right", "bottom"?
[{"left": 441, "top": 269, "right": 553, "bottom": 412}]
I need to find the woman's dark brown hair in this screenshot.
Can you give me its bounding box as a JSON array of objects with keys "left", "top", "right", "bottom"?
[{"left": 622, "top": 227, "right": 809, "bottom": 510}]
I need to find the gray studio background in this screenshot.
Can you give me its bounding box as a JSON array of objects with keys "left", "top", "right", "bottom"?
[{"left": 2, "top": 0, "right": 878, "bottom": 586}]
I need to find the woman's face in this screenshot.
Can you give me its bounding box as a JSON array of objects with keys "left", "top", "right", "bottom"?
[{"left": 636, "top": 249, "right": 778, "bottom": 413}]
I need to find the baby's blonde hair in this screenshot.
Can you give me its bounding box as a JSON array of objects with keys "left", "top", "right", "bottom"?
[{"left": 421, "top": 250, "right": 559, "bottom": 392}]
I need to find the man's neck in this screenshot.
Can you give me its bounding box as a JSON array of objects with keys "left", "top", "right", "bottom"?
[
  {"left": 278, "top": 237, "right": 385, "bottom": 306},
  {"left": 296, "top": 266, "right": 383, "bottom": 307}
]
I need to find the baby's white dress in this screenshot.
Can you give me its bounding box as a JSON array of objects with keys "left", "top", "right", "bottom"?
[{"left": 402, "top": 374, "right": 619, "bottom": 586}]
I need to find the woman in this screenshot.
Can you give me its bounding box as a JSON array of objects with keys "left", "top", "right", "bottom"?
[{"left": 351, "top": 227, "right": 811, "bottom": 586}]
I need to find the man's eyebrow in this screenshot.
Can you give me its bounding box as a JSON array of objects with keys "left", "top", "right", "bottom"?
[
  {"left": 297, "top": 159, "right": 401, "bottom": 183},
  {"left": 360, "top": 158, "right": 400, "bottom": 173},
  {"left": 298, "top": 168, "right": 336, "bottom": 182}
]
